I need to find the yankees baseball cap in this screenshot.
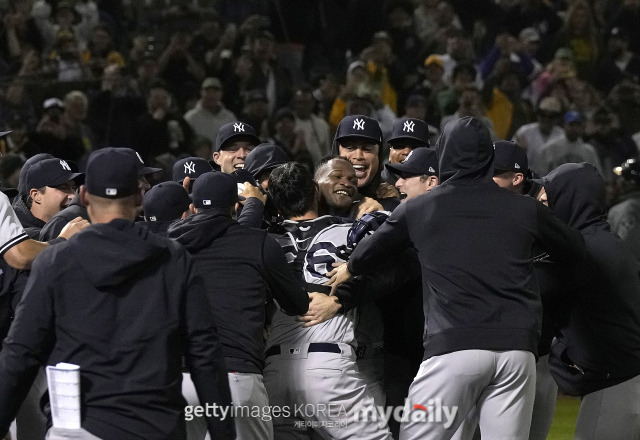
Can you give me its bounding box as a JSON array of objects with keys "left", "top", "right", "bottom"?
[
  {"left": 0, "top": 131, "right": 10, "bottom": 137},
  {"left": 85, "top": 148, "right": 139, "bottom": 198},
  {"left": 243, "top": 143, "right": 289, "bottom": 178},
  {"left": 493, "top": 140, "right": 528, "bottom": 173},
  {"left": 115, "top": 147, "right": 162, "bottom": 176},
  {"left": 143, "top": 181, "right": 191, "bottom": 221},
  {"left": 25, "top": 158, "right": 84, "bottom": 191},
  {"left": 172, "top": 157, "right": 213, "bottom": 183},
  {"left": 334, "top": 115, "right": 382, "bottom": 145},
  {"left": 191, "top": 171, "right": 239, "bottom": 209},
  {"left": 215, "top": 122, "right": 261, "bottom": 152},
  {"left": 388, "top": 118, "right": 430, "bottom": 147},
  {"left": 385, "top": 148, "right": 438, "bottom": 178}
]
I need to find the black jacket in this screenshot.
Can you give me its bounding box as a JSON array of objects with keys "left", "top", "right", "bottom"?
[
  {"left": 12, "top": 194, "right": 45, "bottom": 238},
  {"left": 541, "top": 163, "right": 640, "bottom": 396},
  {"left": 39, "top": 194, "right": 88, "bottom": 241},
  {"left": 0, "top": 219, "right": 234, "bottom": 440},
  {"left": 348, "top": 117, "right": 586, "bottom": 360},
  {"left": 169, "top": 210, "right": 308, "bottom": 374}
]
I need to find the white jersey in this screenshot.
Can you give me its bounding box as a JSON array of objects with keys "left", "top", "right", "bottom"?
[
  {"left": 0, "top": 192, "right": 28, "bottom": 256},
  {"left": 267, "top": 216, "right": 357, "bottom": 349}
]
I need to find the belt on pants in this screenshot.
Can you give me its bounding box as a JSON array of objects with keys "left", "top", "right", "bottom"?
[{"left": 265, "top": 343, "right": 341, "bottom": 358}]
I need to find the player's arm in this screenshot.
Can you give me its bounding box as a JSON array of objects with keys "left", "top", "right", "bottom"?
[
  {"left": 0, "top": 256, "right": 56, "bottom": 434},
  {"left": 535, "top": 202, "right": 586, "bottom": 263},
  {"left": 262, "top": 234, "right": 309, "bottom": 316}
]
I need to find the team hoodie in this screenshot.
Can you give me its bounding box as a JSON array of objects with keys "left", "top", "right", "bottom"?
[
  {"left": 540, "top": 163, "right": 640, "bottom": 396},
  {"left": 348, "top": 117, "right": 586, "bottom": 359}
]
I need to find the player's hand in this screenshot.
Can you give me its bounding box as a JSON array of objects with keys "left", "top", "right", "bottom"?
[
  {"left": 58, "top": 217, "right": 90, "bottom": 240},
  {"left": 296, "top": 293, "right": 341, "bottom": 327},
  {"left": 182, "top": 176, "right": 191, "bottom": 193},
  {"left": 355, "top": 197, "right": 383, "bottom": 219},
  {"left": 376, "top": 182, "right": 400, "bottom": 199},
  {"left": 239, "top": 182, "right": 267, "bottom": 205},
  {"left": 325, "top": 262, "right": 352, "bottom": 296}
]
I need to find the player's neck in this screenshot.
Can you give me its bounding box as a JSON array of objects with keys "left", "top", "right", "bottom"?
[{"left": 289, "top": 210, "right": 318, "bottom": 221}]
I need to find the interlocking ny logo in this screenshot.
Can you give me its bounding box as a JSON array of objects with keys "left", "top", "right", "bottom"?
[
  {"left": 353, "top": 118, "right": 365, "bottom": 130},
  {"left": 59, "top": 160, "right": 71, "bottom": 171},
  {"left": 403, "top": 120, "right": 415, "bottom": 132},
  {"left": 184, "top": 161, "right": 196, "bottom": 174},
  {"left": 233, "top": 123, "right": 245, "bottom": 132}
]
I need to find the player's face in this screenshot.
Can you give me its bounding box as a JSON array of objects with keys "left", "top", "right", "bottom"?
[
  {"left": 395, "top": 175, "right": 429, "bottom": 201},
  {"left": 213, "top": 141, "right": 255, "bottom": 173},
  {"left": 537, "top": 187, "right": 548, "bottom": 206},
  {"left": 41, "top": 181, "right": 76, "bottom": 220},
  {"left": 339, "top": 140, "right": 379, "bottom": 189},
  {"left": 317, "top": 159, "right": 358, "bottom": 210},
  {"left": 389, "top": 145, "right": 413, "bottom": 164}
]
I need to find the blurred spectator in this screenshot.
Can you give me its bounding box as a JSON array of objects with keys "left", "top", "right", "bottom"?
[
  {"left": 423, "top": 1, "right": 463, "bottom": 56},
  {"left": 436, "top": 62, "right": 477, "bottom": 117},
  {"left": 440, "top": 84, "right": 498, "bottom": 140},
  {"left": 513, "top": 96, "right": 565, "bottom": 175},
  {"left": 60, "top": 90, "right": 95, "bottom": 157},
  {"left": 385, "top": 1, "right": 423, "bottom": 84},
  {"left": 0, "top": 50, "right": 40, "bottom": 131},
  {"left": 607, "top": 0, "right": 640, "bottom": 54},
  {"left": 594, "top": 27, "right": 640, "bottom": 94},
  {"left": 44, "top": 30, "right": 89, "bottom": 82},
  {"left": 31, "top": 0, "right": 99, "bottom": 52},
  {"left": 82, "top": 24, "right": 125, "bottom": 79},
  {"left": 184, "top": 77, "right": 236, "bottom": 145},
  {"left": 1, "top": 0, "right": 45, "bottom": 65},
  {"left": 311, "top": 72, "right": 340, "bottom": 122},
  {"left": 0, "top": 154, "right": 24, "bottom": 188},
  {"left": 1, "top": 114, "right": 41, "bottom": 159},
  {"left": 414, "top": 0, "right": 440, "bottom": 44},
  {"left": 190, "top": 17, "right": 237, "bottom": 76},
  {"left": 292, "top": 86, "right": 331, "bottom": 164},
  {"left": 221, "top": 53, "right": 257, "bottom": 116},
  {"left": 436, "top": 28, "right": 476, "bottom": 83},
  {"left": 268, "top": 107, "right": 313, "bottom": 171},
  {"left": 191, "top": 136, "right": 213, "bottom": 160},
  {"left": 240, "top": 89, "right": 270, "bottom": 139},
  {"left": 132, "top": 80, "right": 194, "bottom": 163},
  {"left": 608, "top": 78, "right": 640, "bottom": 137},
  {"left": 551, "top": 0, "right": 601, "bottom": 82},
  {"left": 479, "top": 31, "right": 537, "bottom": 82},
  {"left": 249, "top": 30, "right": 292, "bottom": 115},
  {"left": 34, "top": 96, "right": 86, "bottom": 163},
  {"left": 401, "top": 55, "right": 447, "bottom": 127}
]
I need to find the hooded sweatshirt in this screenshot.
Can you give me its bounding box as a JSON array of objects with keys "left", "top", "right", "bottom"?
[
  {"left": 39, "top": 193, "right": 88, "bottom": 241},
  {"left": 0, "top": 219, "right": 234, "bottom": 440},
  {"left": 169, "top": 209, "right": 309, "bottom": 374},
  {"left": 540, "top": 163, "right": 640, "bottom": 395},
  {"left": 348, "top": 117, "right": 586, "bottom": 359}
]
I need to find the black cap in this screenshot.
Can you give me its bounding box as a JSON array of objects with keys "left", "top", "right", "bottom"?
[
  {"left": 172, "top": 157, "right": 213, "bottom": 183},
  {"left": 388, "top": 118, "right": 430, "bottom": 147},
  {"left": 191, "top": 171, "right": 239, "bottom": 209},
  {"left": 18, "top": 153, "right": 55, "bottom": 195},
  {"left": 85, "top": 148, "right": 139, "bottom": 198},
  {"left": 115, "top": 147, "right": 162, "bottom": 176},
  {"left": 385, "top": 148, "right": 438, "bottom": 177},
  {"left": 334, "top": 115, "right": 383, "bottom": 145},
  {"left": 493, "top": 140, "right": 528, "bottom": 173},
  {"left": 214, "top": 122, "right": 261, "bottom": 152},
  {"left": 243, "top": 143, "right": 289, "bottom": 178},
  {"left": 0, "top": 131, "right": 10, "bottom": 137},
  {"left": 25, "top": 158, "right": 84, "bottom": 191},
  {"left": 143, "top": 181, "right": 191, "bottom": 221}
]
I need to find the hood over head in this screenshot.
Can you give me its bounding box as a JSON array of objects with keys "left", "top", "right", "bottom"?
[
  {"left": 168, "top": 209, "right": 236, "bottom": 252},
  {"left": 74, "top": 219, "right": 169, "bottom": 289},
  {"left": 537, "top": 162, "right": 606, "bottom": 230},
  {"left": 435, "top": 117, "right": 494, "bottom": 184}
]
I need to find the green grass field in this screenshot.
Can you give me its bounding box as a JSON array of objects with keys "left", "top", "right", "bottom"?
[{"left": 547, "top": 396, "right": 581, "bottom": 440}]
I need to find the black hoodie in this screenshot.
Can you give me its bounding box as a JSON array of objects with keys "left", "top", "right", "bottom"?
[
  {"left": 348, "top": 117, "right": 586, "bottom": 359},
  {"left": 39, "top": 193, "right": 88, "bottom": 241},
  {"left": 540, "top": 163, "right": 640, "bottom": 396},
  {"left": 0, "top": 219, "right": 234, "bottom": 440},
  {"left": 169, "top": 209, "right": 309, "bottom": 374}
]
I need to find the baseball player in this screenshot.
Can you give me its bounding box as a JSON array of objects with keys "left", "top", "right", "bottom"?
[
  {"left": 381, "top": 117, "right": 431, "bottom": 186},
  {"left": 328, "top": 117, "right": 586, "bottom": 440}
]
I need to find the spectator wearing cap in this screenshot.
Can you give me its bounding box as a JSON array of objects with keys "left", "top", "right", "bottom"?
[
  {"left": 332, "top": 115, "right": 400, "bottom": 211},
  {"left": 36, "top": 98, "right": 65, "bottom": 140},
  {"left": 267, "top": 107, "right": 313, "bottom": 172},
  {"left": 292, "top": 87, "right": 331, "bottom": 165},
  {"left": 248, "top": 30, "right": 292, "bottom": 115},
  {"left": 381, "top": 117, "right": 431, "bottom": 186},
  {"left": 594, "top": 27, "right": 640, "bottom": 94},
  {"left": 32, "top": 0, "right": 99, "bottom": 53},
  {"left": 13, "top": 158, "right": 83, "bottom": 237},
  {"left": 0, "top": 147, "right": 235, "bottom": 440},
  {"left": 386, "top": 147, "right": 439, "bottom": 202},
  {"left": 537, "top": 110, "right": 604, "bottom": 176},
  {"left": 131, "top": 80, "right": 195, "bottom": 164},
  {"left": 440, "top": 84, "right": 499, "bottom": 140},
  {"left": 213, "top": 121, "right": 261, "bottom": 174},
  {"left": 184, "top": 77, "right": 237, "bottom": 145},
  {"left": 519, "top": 27, "right": 544, "bottom": 78},
  {"left": 513, "top": 96, "right": 565, "bottom": 176},
  {"left": 492, "top": 140, "right": 530, "bottom": 194},
  {"left": 436, "top": 62, "right": 478, "bottom": 117},
  {"left": 39, "top": 147, "right": 161, "bottom": 241},
  {"left": 141, "top": 181, "right": 190, "bottom": 237},
  {"left": 169, "top": 171, "right": 308, "bottom": 440}
]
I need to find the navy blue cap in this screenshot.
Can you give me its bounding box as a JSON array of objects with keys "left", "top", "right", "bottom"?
[
  {"left": 143, "top": 181, "right": 191, "bottom": 221},
  {"left": 334, "top": 115, "right": 383, "bottom": 145},
  {"left": 191, "top": 171, "right": 239, "bottom": 209},
  {"left": 115, "top": 147, "right": 162, "bottom": 176},
  {"left": 215, "top": 122, "right": 261, "bottom": 152},
  {"left": 172, "top": 157, "right": 213, "bottom": 183},
  {"left": 385, "top": 148, "right": 438, "bottom": 177},
  {"left": 85, "top": 148, "right": 139, "bottom": 198},
  {"left": 493, "top": 140, "right": 528, "bottom": 172},
  {"left": 18, "top": 153, "right": 55, "bottom": 195},
  {"left": 243, "top": 143, "right": 290, "bottom": 178},
  {"left": 388, "top": 118, "right": 430, "bottom": 147},
  {"left": 25, "top": 158, "right": 84, "bottom": 191}
]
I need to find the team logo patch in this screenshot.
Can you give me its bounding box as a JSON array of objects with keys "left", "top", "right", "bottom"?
[
  {"left": 59, "top": 160, "right": 71, "bottom": 171},
  {"left": 203, "top": 200, "right": 211, "bottom": 206},
  {"left": 106, "top": 188, "right": 117, "bottom": 196},
  {"left": 184, "top": 161, "right": 196, "bottom": 174},
  {"left": 403, "top": 120, "right": 415, "bottom": 133},
  {"left": 353, "top": 118, "right": 365, "bottom": 131},
  {"left": 233, "top": 122, "right": 245, "bottom": 132}
]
